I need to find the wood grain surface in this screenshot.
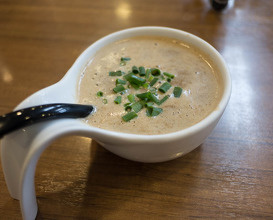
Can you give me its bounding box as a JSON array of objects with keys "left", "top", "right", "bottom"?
[{"left": 1, "top": 0, "right": 273, "bottom": 219}]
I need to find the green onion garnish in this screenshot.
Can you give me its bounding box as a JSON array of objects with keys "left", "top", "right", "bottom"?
[
  {"left": 113, "top": 85, "right": 126, "bottom": 93},
  {"left": 105, "top": 62, "right": 182, "bottom": 122},
  {"left": 157, "top": 95, "right": 169, "bottom": 105},
  {"left": 149, "top": 93, "right": 160, "bottom": 104},
  {"left": 145, "top": 102, "right": 154, "bottom": 108},
  {"left": 123, "top": 72, "right": 133, "bottom": 80},
  {"left": 122, "top": 111, "right": 138, "bottom": 122},
  {"left": 145, "top": 68, "right": 151, "bottom": 79},
  {"left": 151, "top": 68, "right": 161, "bottom": 76},
  {"left": 139, "top": 66, "right": 146, "bottom": 76},
  {"left": 116, "top": 78, "right": 126, "bottom": 85},
  {"left": 159, "top": 82, "right": 172, "bottom": 93},
  {"left": 125, "top": 73, "right": 146, "bottom": 86},
  {"left": 109, "top": 71, "right": 123, "bottom": 76},
  {"left": 149, "top": 77, "right": 159, "bottom": 86},
  {"left": 148, "top": 76, "right": 154, "bottom": 83},
  {"left": 124, "top": 103, "right": 132, "bottom": 111},
  {"left": 97, "top": 91, "right": 103, "bottom": 97},
  {"left": 173, "top": 87, "right": 182, "bottom": 98},
  {"left": 146, "top": 106, "right": 163, "bottom": 117},
  {"left": 121, "top": 57, "right": 131, "bottom": 61},
  {"left": 143, "top": 83, "right": 149, "bottom": 89},
  {"left": 132, "top": 101, "right": 144, "bottom": 113},
  {"left": 120, "top": 57, "right": 131, "bottom": 66},
  {"left": 132, "top": 66, "right": 139, "bottom": 74},
  {"left": 136, "top": 92, "right": 151, "bottom": 101},
  {"left": 102, "top": 99, "right": 108, "bottom": 104},
  {"left": 136, "top": 92, "right": 159, "bottom": 103},
  {"left": 163, "top": 72, "right": 175, "bottom": 79},
  {"left": 114, "top": 96, "right": 122, "bottom": 104},
  {"left": 130, "top": 83, "right": 140, "bottom": 90},
  {"left": 127, "top": 94, "right": 135, "bottom": 103}
]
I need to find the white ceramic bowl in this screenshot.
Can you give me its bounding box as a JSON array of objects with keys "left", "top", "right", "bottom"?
[
  {"left": 71, "top": 26, "right": 231, "bottom": 162},
  {"left": 7, "top": 26, "right": 232, "bottom": 162},
  {"left": 1, "top": 26, "right": 231, "bottom": 220}
]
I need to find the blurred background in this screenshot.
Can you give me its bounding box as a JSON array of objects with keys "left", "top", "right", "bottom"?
[{"left": 1, "top": 0, "right": 273, "bottom": 219}]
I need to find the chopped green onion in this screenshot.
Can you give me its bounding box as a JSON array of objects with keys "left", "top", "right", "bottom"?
[
  {"left": 149, "top": 93, "right": 160, "bottom": 104},
  {"left": 116, "top": 78, "right": 126, "bottom": 85},
  {"left": 132, "top": 66, "right": 139, "bottom": 74},
  {"left": 139, "top": 66, "right": 146, "bottom": 76},
  {"left": 151, "top": 68, "right": 161, "bottom": 76},
  {"left": 124, "top": 72, "right": 133, "bottom": 81},
  {"left": 136, "top": 92, "right": 159, "bottom": 103},
  {"left": 121, "top": 57, "right": 131, "bottom": 61},
  {"left": 163, "top": 72, "right": 175, "bottom": 79},
  {"left": 148, "top": 76, "right": 154, "bottom": 82},
  {"left": 102, "top": 99, "right": 108, "bottom": 104},
  {"left": 151, "top": 107, "right": 163, "bottom": 116},
  {"left": 145, "top": 68, "right": 151, "bottom": 79},
  {"left": 122, "top": 111, "right": 138, "bottom": 122},
  {"left": 96, "top": 91, "right": 103, "bottom": 97},
  {"left": 124, "top": 103, "right": 132, "bottom": 111},
  {"left": 146, "top": 106, "right": 163, "bottom": 117},
  {"left": 159, "top": 82, "right": 172, "bottom": 93},
  {"left": 130, "top": 83, "right": 140, "bottom": 90},
  {"left": 145, "top": 102, "right": 154, "bottom": 108},
  {"left": 157, "top": 95, "right": 169, "bottom": 105},
  {"left": 127, "top": 94, "right": 135, "bottom": 103},
  {"left": 126, "top": 74, "right": 146, "bottom": 86},
  {"left": 109, "top": 70, "right": 123, "bottom": 76},
  {"left": 120, "top": 57, "right": 131, "bottom": 66},
  {"left": 114, "top": 96, "right": 122, "bottom": 104},
  {"left": 149, "top": 77, "right": 159, "bottom": 86},
  {"left": 132, "top": 101, "right": 144, "bottom": 113},
  {"left": 143, "top": 83, "right": 149, "bottom": 89},
  {"left": 108, "top": 61, "right": 183, "bottom": 121},
  {"left": 173, "top": 87, "right": 182, "bottom": 98},
  {"left": 136, "top": 92, "right": 151, "bottom": 101},
  {"left": 113, "top": 85, "right": 126, "bottom": 93}
]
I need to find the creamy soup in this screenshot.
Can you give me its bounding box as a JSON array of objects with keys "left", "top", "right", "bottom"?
[{"left": 77, "top": 36, "right": 223, "bottom": 135}]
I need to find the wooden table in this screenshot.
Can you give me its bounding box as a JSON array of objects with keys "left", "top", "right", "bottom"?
[{"left": 1, "top": 0, "right": 273, "bottom": 219}]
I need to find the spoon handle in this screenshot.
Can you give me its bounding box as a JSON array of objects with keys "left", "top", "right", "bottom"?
[{"left": 0, "top": 103, "right": 94, "bottom": 138}]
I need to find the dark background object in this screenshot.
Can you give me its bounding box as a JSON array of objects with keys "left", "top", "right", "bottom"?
[{"left": 211, "top": 0, "right": 229, "bottom": 11}]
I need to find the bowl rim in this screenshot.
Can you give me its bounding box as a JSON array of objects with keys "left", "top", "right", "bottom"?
[{"left": 72, "top": 26, "right": 231, "bottom": 142}]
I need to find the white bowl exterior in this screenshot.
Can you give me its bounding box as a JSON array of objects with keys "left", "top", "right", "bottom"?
[{"left": 97, "top": 117, "right": 220, "bottom": 163}]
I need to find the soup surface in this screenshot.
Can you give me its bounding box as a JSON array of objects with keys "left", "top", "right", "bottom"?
[{"left": 77, "top": 36, "right": 223, "bottom": 135}]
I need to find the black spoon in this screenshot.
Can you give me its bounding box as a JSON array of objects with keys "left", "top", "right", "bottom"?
[{"left": 0, "top": 103, "right": 94, "bottom": 138}]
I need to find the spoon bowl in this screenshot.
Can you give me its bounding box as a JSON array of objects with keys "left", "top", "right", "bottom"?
[{"left": 0, "top": 103, "right": 94, "bottom": 138}]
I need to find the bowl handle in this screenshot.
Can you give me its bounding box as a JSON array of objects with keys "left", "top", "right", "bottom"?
[
  {"left": 1, "top": 118, "right": 92, "bottom": 220},
  {"left": 0, "top": 82, "right": 95, "bottom": 220}
]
